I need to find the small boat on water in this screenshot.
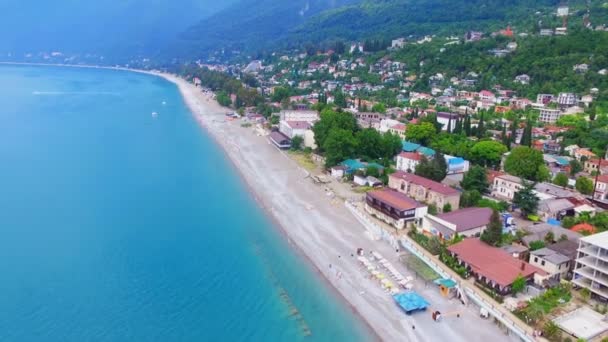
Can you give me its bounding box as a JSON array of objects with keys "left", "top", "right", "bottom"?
[
  {"left": 161, "top": 101, "right": 167, "bottom": 105},
  {"left": 151, "top": 112, "right": 158, "bottom": 118}
]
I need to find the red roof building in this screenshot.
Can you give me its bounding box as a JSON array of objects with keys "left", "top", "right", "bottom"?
[
  {"left": 388, "top": 171, "right": 460, "bottom": 213},
  {"left": 448, "top": 239, "right": 546, "bottom": 294}
]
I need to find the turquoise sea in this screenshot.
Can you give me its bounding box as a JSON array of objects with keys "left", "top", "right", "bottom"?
[{"left": 0, "top": 65, "right": 372, "bottom": 341}]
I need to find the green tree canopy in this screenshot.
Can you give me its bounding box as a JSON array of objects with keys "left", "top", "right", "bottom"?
[
  {"left": 481, "top": 209, "right": 503, "bottom": 247},
  {"left": 513, "top": 181, "right": 539, "bottom": 218},
  {"left": 553, "top": 173, "right": 569, "bottom": 187},
  {"left": 323, "top": 129, "right": 358, "bottom": 167},
  {"left": 406, "top": 122, "right": 436, "bottom": 146},
  {"left": 415, "top": 155, "right": 447, "bottom": 182},
  {"left": 511, "top": 274, "right": 527, "bottom": 294},
  {"left": 576, "top": 177, "right": 595, "bottom": 195},
  {"left": 312, "top": 109, "right": 357, "bottom": 152},
  {"left": 461, "top": 165, "right": 489, "bottom": 194},
  {"left": 504, "top": 146, "right": 545, "bottom": 181},
  {"left": 469, "top": 140, "right": 508, "bottom": 168}
]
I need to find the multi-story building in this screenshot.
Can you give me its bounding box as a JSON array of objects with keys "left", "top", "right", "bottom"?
[
  {"left": 279, "top": 110, "right": 319, "bottom": 123},
  {"left": 573, "top": 232, "right": 608, "bottom": 300},
  {"left": 388, "top": 171, "right": 460, "bottom": 212},
  {"left": 279, "top": 121, "right": 311, "bottom": 139},
  {"left": 538, "top": 108, "right": 563, "bottom": 124},
  {"left": 557, "top": 92, "right": 577, "bottom": 107},
  {"left": 365, "top": 189, "right": 427, "bottom": 229},
  {"left": 594, "top": 175, "right": 608, "bottom": 201},
  {"left": 395, "top": 152, "right": 422, "bottom": 173},
  {"left": 492, "top": 174, "right": 524, "bottom": 201}
]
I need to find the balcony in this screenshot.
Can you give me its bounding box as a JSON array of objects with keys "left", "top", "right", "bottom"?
[
  {"left": 573, "top": 277, "right": 608, "bottom": 299},
  {"left": 575, "top": 266, "right": 608, "bottom": 288}
]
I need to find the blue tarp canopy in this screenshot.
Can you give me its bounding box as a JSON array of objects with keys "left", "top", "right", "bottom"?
[
  {"left": 434, "top": 278, "right": 457, "bottom": 288},
  {"left": 417, "top": 146, "right": 436, "bottom": 157},
  {"left": 393, "top": 292, "right": 429, "bottom": 313},
  {"left": 402, "top": 141, "right": 421, "bottom": 152}
]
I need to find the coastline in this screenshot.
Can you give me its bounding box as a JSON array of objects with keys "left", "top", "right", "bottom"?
[{"left": 1, "top": 62, "right": 516, "bottom": 342}]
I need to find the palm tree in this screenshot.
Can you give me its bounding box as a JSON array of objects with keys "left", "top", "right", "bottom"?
[
  {"left": 523, "top": 301, "right": 545, "bottom": 324},
  {"left": 543, "top": 321, "right": 560, "bottom": 340}
]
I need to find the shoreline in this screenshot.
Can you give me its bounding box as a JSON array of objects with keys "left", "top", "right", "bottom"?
[{"left": 3, "top": 62, "right": 517, "bottom": 342}]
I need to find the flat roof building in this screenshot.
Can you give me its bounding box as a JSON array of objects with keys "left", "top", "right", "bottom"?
[
  {"left": 573, "top": 231, "right": 608, "bottom": 300},
  {"left": 365, "top": 189, "right": 427, "bottom": 230}
]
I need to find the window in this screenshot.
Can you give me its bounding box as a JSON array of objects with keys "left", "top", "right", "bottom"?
[
  {"left": 541, "top": 260, "right": 545, "bottom": 266},
  {"left": 534, "top": 257, "right": 538, "bottom": 262},
  {"left": 401, "top": 182, "right": 405, "bottom": 191}
]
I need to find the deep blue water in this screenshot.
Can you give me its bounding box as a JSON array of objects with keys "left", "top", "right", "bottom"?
[{"left": 0, "top": 65, "right": 372, "bottom": 341}]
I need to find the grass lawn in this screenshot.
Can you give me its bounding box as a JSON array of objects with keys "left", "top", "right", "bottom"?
[
  {"left": 402, "top": 254, "right": 440, "bottom": 282},
  {"left": 288, "top": 151, "right": 317, "bottom": 171}
]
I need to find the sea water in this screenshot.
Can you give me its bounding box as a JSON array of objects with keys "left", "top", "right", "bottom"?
[{"left": 0, "top": 65, "right": 372, "bottom": 341}]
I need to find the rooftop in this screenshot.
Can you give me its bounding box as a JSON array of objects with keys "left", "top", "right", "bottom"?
[
  {"left": 530, "top": 247, "right": 571, "bottom": 265},
  {"left": 402, "top": 141, "right": 421, "bottom": 152},
  {"left": 581, "top": 231, "right": 608, "bottom": 250},
  {"left": 448, "top": 239, "right": 545, "bottom": 288},
  {"left": 398, "top": 152, "right": 422, "bottom": 161},
  {"left": 436, "top": 207, "right": 493, "bottom": 232},
  {"left": 390, "top": 171, "right": 459, "bottom": 196},
  {"left": 496, "top": 174, "right": 523, "bottom": 184},
  {"left": 367, "top": 189, "right": 425, "bottom": 212},
  {"left": 285, "top": 121, "right": 311, "bottom": 129},
  {"left": 547, "top": 239, "right": 579, "bottom": 260}
]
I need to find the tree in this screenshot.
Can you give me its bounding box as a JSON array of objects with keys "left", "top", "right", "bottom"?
[
  {"left": 291, "top": 135, "right": 303, "bottom": 150},
  {"left": 461, "top": 165, "right": 489, "bottom": 193},
  {"left": 470, "top": 141, "right": 508, "bottom": 168},
  {"left": 544, "top": 231, "right": 555, "bottom": 244},
  {"left": 511, "top": 274, "right": 526, "bottom": 294},
  {"left": 406, "top": 122, "right": 436, "bottom": 145},
  {"left": 420, "top": 113, "right": 443, "bottom": 133},
  {"left": 513, "top": 181, "right": 539, "bottom": 217},
  {"left": 442, "top": 203, "right": 452, "bottom": 213},
  {"left": 464, "top": 115, "right": 472, "bottom": 136},
  {"left": 380, "top": 132, "right": 403, "bottom": 160},
  {"left": 312, "top": 110, "right": 357, "bottom": 152},
  {"left": 477, "top": 111, "right": 485, "bottom": 138},
  {"left": 216, "top": 91, "right": 232, "bottom": 107},
  {"left": 356, "top": 128, "right": 383, "bottom": 159},
  {"left": 415, "top": 155, "right": 447, "bottom": 182},
  {"left": 333, "top": 89, "right": 347, "bottom": 108},
  {"left": 553, "top": 173, "right": 569, "bottom": 187},
  {"left": 271, "top": 86, "right": 290, "bottom": 103},
  {"left": 509, "top": 120, "right": 518, "bottom": 147},
  {"left": 576, "top": 177, "right": 594, "bottom": 195},
  {"left": 570, "top": 159, "right": 583, "bottom": 176},
  {"left": 504, "top": 146, "right": 544, "bottom": 181},
  {"left": 460, "top": 190, "right": 482, "bottom": 208},
  {"left": 481, "top": 209, "right": 503, "bottom": 247},
  {"left": 428, "top": 203, "right": 438, "bottom": 215},
  {"left": 529, "top": 240, "right": 545, "bottom": 251},
  {"left": 520, "top": 120, "right": 533, "bottom": 147},
  {"left": 323, "top": 129, "right": 358, "bottom": 167},
  {"left": 536, "top": 165, "right": 551, "bottom": 183},
  {"left": 542, "top": 321, "right": 560, "bottom": 341},
  {"left": 371, "top": 103, "right": 386, "bottom": 113}
]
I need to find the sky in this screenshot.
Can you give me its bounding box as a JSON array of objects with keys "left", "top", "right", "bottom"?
[{"left": 0, "top": 0, "right": 237, "bottom": 55}]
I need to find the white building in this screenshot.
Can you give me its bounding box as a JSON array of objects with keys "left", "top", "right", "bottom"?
[
  {"left": 539, "top": 108, "right": 563, "bottom": 124},
  {"left": 279, "top": 110, "right": 319, "bottom": 123},
  {"left": 557, "top": 92, "right": 577, "bottom": 107},
  {"left": 492, "top": 174, "right": 524, "bottom": 200},
  {"left": 396, "top": 152, "right": 422, "bottom": 173},
  {"left": 279, "top": 121, "right": 311, "bottom": 139},
  {"left": 573, "top": 232, "right": 608, "bottom": 300}
]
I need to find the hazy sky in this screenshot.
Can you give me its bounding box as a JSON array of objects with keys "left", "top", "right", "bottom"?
[{"left": 0, "top": 0, "right": 237, "bottom": 54}]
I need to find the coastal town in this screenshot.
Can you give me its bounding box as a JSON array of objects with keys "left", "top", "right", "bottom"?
[{"left": 169, "top": 21, "right": 608, "bottom": 342}]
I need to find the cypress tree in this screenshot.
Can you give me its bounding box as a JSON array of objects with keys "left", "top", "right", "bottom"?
[
  {"left": 509, "top": 120, "right": 518, "bottom": 146},
  {"left": 447, "top": 114, "right": 453, "bottom": 132},
  {"left": 477, "top": 112, "right": 485, "bottom": 138},
  {"left": 464, "top": 115, "right": 472, "bottom": 136}
]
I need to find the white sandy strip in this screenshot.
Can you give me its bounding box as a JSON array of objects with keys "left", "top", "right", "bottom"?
[{"left": 158, "top": 73, "right": 518, "bottom": 342}]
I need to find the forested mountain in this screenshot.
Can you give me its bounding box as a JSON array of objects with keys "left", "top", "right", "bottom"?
[
  {"left": 0, "top": 0, "right": 237, "bottom": 57},
  {"left": 179, "top": 0, "right": 362, "bottom": 55},
  {"left": 179, "top": 0, "right": 598, "bottom": 57}
]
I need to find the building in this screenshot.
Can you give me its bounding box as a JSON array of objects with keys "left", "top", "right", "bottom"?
[
  {"left": 436, "top": 112, "right": 459, "bottom": 132},
  {"left": 396, "top": 152, "right": 422, "bottom": 173},
  {"left": 269, "top": 131, "right": 291, "bottom": 149},
  {"left": 421, "top": 207, "right": 493, "bottom": 240},
  {"left": 389, "top": 123, "right": 407, "bottom": 140},
  {"left": 365, "top": 189, "right": 427, "bottom": 229},
  {"left": 538, "top": 108, "right": 563, "bottom": 124},
  {"left": 530, "top": 247, "right": 572, "bottom": 282},
  {"left": 522, "top": 223, "right": 582, "bottom": 246},
  {"left": 444, "top": 155, "right": 470, "bottom": 174},
  {"left": 584, "top": 159, "right": 608, "bottom": 175},
  {"left": 388, "top": 171, "right": 460, "bottom": 212},
  {"left": 557, "top": 92, "right": 577, "bottom": 107},
  {"left": 447, "top": 239, "right": 546, "bottom": 295},
  {"left": 573, "top": 231, "right": 608, "bottom": 300},
  {"left": 574, "top": 148, "right": 596, "bottom": 161},
  {"left": 492, "top": 174, "right": 523, "bottom": 201},
  {"left": 279, "top": 110, "right": 319, "bottom": 123},
  {"left": 594, "top": 175, "right": 608, "bottom": 200},
  {"left": 279, "top": 120, "right": 311, "bottom": 139}
]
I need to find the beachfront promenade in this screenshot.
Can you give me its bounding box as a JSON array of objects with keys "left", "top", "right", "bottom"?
[{"left": 345, "top": 201, "right": 544, "bottom": 342}]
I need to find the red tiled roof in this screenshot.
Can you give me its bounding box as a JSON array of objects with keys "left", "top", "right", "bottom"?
[
  {"left": 390, "top": 171, "right": 459, "bottom": 196},
  {"left": 598, "top": 175, "right": 608, "bottom": 184},
  {"left": 437, "top": 207, "right": 493, "bottom": 232},
  {"left": 286, "top": 121, "right": 311, "bottom": 129},
  {"left": 367, "top": 189, "right": 424, "bottom": 212},
  {"left": 398, "top": 152, "right": 422, "bottom": 161},
  {"left": 448, "top": 239, "right": 546, "bottom": 288}
]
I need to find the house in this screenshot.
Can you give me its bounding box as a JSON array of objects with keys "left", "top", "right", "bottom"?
[
  {"left": 365, "top": 189, "right": 427, "bottom": 229},
  {"left": 447, "top": 239, "right": 546, "bottom": 295},
  {"left": 574, "top": 148, "right": 596, "bottom": 161},
  {"left": 514, "top": 74, "right": 531, "bottom": 85},
  {"left": 537, "top": 198, "right": 576, "bottom": 223},
  {"left": 269, "top": 131, "right": 291, "bottom": 149},
  {"left": 479, "top": 90, "right": 496, "bottom": 102},
  {"left": 330, "top": 165, "right": 348, "bottom": 178},
  {"left": 436, "top": 112, "right": 459, "bottom": 132},
  {"left": 340, "top": 159, "right": 385, "bottom": 175},
  {"left": 421, "top": 207, "right": 493, "bottom": 240},
  {"left": 573, "top": 64, "right": 589, "bottom": 74},
  {"left": 594, "top": 175, "right": 608, "bottom": 200},
  {"left": 402, "top": 141, "right": 422, "bottom": 153},
  {"left": 557, "top": 92, "right": 577, "bottom": 107},
  {"left": 538, "top": 108, "right": 563, "bottom": 124},
  {"left": 279, "top": 120, "right": 311, "bottom": 139},
  {"left": 279, "top": 110, "right": 319, "bottom": 123},
  {"left": 529, "top": 247, "right": 572, "bottom": 282},
  {"left": 573, "top": 231, "right": 608, "bottom": 300},
  {"left": 492, "top": 174, "right": 524, "bottom": 201},
  {"left": 389, "top": 123, "right": 407, "bottom": 139},
  {"left": 564, "top": 145, "right": 580, "bottom": 156},
  {"left": 584, "top": 159, "right": 608, "bottom": 175},
  {"left": 396, "top": 152, "right": 422, "bottom": 173},
  {"left": 388, "top": 171, "right": 460, "bottom": 212},
  {"left": 444, "top": 155, "right": 470, "bottom": 174}
]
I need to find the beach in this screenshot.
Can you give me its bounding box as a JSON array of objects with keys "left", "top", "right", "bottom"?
[{"left": 159, "top": 72, "right": 517, "bottom": 342}]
